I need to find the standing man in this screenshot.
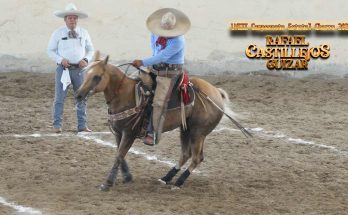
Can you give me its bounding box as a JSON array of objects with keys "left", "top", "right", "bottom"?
[
  {"left": 47, "top": 3, "right": 94, "bottom": 133},
  {"left": 132, "top": 8, "right": 191, "bottom": 145}
]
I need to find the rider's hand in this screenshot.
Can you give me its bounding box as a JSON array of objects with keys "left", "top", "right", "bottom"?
[
  {"left": 79, "top": 59, "right": 88, "bottom": 68},
  {"left": 132, "top": 60, "right": 143, "bottom": 68},
  {"left": 61, "top": 58, "right": 70, "bottom": 68}
]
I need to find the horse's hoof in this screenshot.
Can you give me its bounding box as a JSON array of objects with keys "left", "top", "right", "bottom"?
[
  {"left": 123, "top": 174, "right": 133, "bottom": 183},
  {"left": 158, "top": 178, "right": 168, "bottom": 185},
  {"left": 99, "top": 184, "right": 111, "bottom": 192},
  {"left": 171, "top": 186, "right": 181, "bottom": 190}
]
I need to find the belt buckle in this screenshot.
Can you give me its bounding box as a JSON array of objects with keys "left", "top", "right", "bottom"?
[
  {"left": 70, "top": 64, "right": 79, "bottom": 69},
  {"left": 152, "top": 65, "right": 160, "bottom": 71}
]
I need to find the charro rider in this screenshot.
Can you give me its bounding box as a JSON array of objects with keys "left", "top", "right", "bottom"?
[{"left": 132, "top": 8, "right": 191, "bottom": 146}]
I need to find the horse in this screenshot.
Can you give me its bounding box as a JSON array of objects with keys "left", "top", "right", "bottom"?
[{"left": 76, "top": 51, "right": 240, "bottom": 191}]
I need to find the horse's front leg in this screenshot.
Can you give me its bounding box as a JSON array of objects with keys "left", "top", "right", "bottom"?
[
  {"left": 120, "top": 159, "right": 133, "bottom": 183},
  {"left": 100, "top": 133, "right": 135, "bottom": 191},
  {"left": 99, "top": 156, "right": 122, "bottom": 191}
]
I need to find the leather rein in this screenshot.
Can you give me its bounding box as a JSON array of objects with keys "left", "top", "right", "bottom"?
[
  {"left": 107, "top": 63, "right": 148, "bottom": 122},
  {"left": 106, "top": 63, "right": 147, "bottom": 105}
]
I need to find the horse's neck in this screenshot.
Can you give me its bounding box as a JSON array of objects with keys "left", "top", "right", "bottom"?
[{"left": 104, "top": 66, "right": 136, "bottom": 113}]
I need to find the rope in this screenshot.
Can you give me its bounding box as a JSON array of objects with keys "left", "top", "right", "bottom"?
[{"left": 194, "top": 87, "right": 253, "bottom": 138}]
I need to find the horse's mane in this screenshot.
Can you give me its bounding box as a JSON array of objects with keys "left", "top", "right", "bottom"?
[{"left": 82, "top": 61, "right": 141, "bottom": 81}]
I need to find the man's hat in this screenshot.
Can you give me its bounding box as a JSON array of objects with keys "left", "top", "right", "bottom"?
[
  {"left": 146, "top": 8, "right": 191, "bottom": 37},
  {"left": 54, "top": 3, "right": 88, "bottom": 19}
]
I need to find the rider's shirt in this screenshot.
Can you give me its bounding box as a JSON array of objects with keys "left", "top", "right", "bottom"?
[{"left": 142, "top": 33, "right": 185, "bottom": 67}]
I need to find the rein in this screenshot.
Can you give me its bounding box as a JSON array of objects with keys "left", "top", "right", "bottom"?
[
  {"left": 115, "top": 68, "right": 129, "bottom": 93},
  {"left": 106, "top": 63, "right": 147, "bottom": 105},
  {"left": 117, "top": 63, "right": 148, "bottom": 74},
  {"left": 107, "top": 63, "right": 149, "bottom": 123}
]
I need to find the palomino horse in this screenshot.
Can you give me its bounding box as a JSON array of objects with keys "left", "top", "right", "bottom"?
[{"left": 76, "top": 52, "right": 236, "bottom": 191}]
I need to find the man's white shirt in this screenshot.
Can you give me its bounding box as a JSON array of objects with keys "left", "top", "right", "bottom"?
[{"left": 47, "top": 26, "right": 94, "bottom": 64}]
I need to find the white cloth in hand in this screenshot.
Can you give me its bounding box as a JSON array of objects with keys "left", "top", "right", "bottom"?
[{"left": 61, "top": 68, "right": 71, "bottom": 91}]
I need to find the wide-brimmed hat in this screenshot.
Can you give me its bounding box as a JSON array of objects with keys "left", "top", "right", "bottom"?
[
  {"left": 146, "top": 8, "right": 190, "bottom": 37},
  {"left": 54, "top": 3, "right": 88, "bottom": 19}
]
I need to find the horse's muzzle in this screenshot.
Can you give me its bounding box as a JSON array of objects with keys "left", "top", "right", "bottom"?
[
  {"left": 76, "top": 89, "right": 94, "bottom": 102},
  {"left": 76, "top": 89, "right": 86, "bottom": 102}
]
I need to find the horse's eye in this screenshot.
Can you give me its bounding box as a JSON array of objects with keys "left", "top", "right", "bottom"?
[{"left": 93, "top": 75, "right": 102, "bottom": 83}]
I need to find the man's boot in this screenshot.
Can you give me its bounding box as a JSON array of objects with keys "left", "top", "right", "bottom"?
[
  {"left": 143, "top": 132, "right": 155, "bottom": 146},
  {"left": 143, "top": 111, "right": 155, "bottom": 146}
]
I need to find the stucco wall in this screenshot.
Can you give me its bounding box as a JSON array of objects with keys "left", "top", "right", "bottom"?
[{"left": 0, "top": 0, "right": 347, "bottom": 77}]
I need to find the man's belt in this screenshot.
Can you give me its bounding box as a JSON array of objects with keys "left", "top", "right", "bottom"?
[
  {"left": 58, "top": 64, "right": 80, "bottom": 69},
  {"left": 68, "top": 64, "right": 80, "bottom": 69},
  {"left": 152, "top": 63, "right": 183, "bottom": 71}
]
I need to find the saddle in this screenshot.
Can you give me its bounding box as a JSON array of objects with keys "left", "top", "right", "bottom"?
[
  {"left": 108, "top": 69, "right": 195, "bottom": 138},
  {"left": 167, "top": 85, "right": 195, "bottom": 110},
  {"left": 131, "top": 72, "right": 195, "bottom": 137},
  {"left": 108, "top": 71, "right": 194, "bottom": 139},
  {"left": 135, "top": 73, "right": 195, "bottom": 110}
]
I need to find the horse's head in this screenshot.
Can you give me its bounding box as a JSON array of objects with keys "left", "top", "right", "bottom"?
[{"left": 76, "top": 51, "right": 111, "bottom": 101}]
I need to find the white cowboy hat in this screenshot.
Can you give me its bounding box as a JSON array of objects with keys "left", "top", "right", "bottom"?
[
  {"left": 54, "top": 3, "right": 88, "bottom": 19},
  {"left": 146, "top": 8, "right": 191, "bottom": 37}
]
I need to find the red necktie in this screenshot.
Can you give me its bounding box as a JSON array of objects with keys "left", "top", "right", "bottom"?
[{"left": 155, "top": 37, "right": 167, "bottom": 50}]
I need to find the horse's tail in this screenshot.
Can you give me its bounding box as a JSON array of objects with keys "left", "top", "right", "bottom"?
[
  {"left": 217, "top": 88, "right": 238, "bottom": 118},
  {"left": 217, "top": 87, "right": 253, "bottom": 138}
]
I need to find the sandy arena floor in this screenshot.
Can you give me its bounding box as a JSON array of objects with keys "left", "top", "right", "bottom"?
[{"left": 0, "top": 72, "right": 347, "bottom": 215}]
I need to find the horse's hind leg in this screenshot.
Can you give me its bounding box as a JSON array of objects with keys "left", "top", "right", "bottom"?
[
  {"left": 159, "top": 127, "right": 192, "bottom": 184},
  {"left": 174, "top": 134, "right": 205, "bottom": 188}
]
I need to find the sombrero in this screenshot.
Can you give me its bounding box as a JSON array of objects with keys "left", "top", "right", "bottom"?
[
  {"left": 54, "top": 3, "right": 88, "bottom": 19},
  {"left": 146, "top": 8, "right": 191, "bottom": 37}
]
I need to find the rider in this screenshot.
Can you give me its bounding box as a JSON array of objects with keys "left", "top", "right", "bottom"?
[{"left": 132, "top": 8, "right": 191, "bottom": 146}]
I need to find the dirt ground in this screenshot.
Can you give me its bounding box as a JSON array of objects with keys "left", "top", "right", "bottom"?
[{"left": 0, "top": 71, "right": 347, "bottom": 215}]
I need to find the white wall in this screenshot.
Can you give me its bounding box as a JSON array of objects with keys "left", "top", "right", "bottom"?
[{"left": 0, "top": 0, "right": 347, "bottom": 77}]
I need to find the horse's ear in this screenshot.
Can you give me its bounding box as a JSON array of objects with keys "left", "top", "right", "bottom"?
[
  {"left": 93, "top": 50, "right": 100, "bottom": 62},
  {"left": 104, "top": 55, "right": 109, "bottom": 65}
]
